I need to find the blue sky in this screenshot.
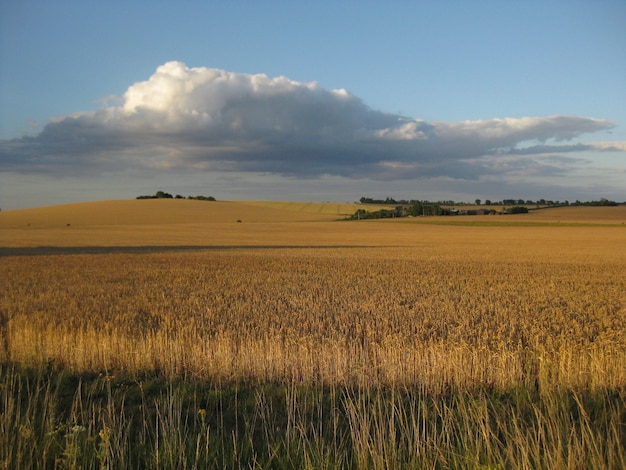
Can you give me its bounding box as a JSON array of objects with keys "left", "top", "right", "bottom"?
[{"left": 1, "top": 0, "right": 624, "bottom": 209}]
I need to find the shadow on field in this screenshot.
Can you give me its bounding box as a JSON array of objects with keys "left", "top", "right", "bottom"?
[{"left": 0, "top": 245, "right": 383, "bottom": 257}]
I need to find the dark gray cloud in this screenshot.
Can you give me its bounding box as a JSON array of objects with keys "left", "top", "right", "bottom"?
[{"left": 0, "top": 61, "right": 620, "bottom": 181}]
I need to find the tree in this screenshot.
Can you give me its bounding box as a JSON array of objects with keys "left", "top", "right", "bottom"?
[
  {"left": 475, "top": 199, "right": 481, "bottom": 205},
  {"left": 505, "top": 206, "right": 529, "bottom": 214}
]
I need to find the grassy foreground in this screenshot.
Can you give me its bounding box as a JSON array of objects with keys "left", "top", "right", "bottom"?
[
  {"left": 1, "top": 200, "right": 625, "bottom": 468},
  {"left": 2, "top": 366, "right": 625, "bottom": 469}
]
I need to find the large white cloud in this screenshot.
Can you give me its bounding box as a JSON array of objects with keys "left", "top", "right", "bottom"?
[{"left": 0, "top": 61, "right": 621, "bottom": 181}]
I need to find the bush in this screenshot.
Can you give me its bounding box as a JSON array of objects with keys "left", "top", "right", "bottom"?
[
  {"left": 187, "top": 195, "right": 216, "bottom": 201},
  {"left": 136, "top": 191, "right": 173, "bottom": 199},
  {"left": 136, "top": 192, "right": 216, "bottom": 201},
  {"left": 505, "top": 206, "right": 529, "bottom": 214}
]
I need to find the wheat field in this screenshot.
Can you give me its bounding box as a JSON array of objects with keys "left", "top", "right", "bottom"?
[
  {"left": 1, "top": 200, "right": 625, "bottom": 468},
  {"left": 1, "top": 200, "right": 625, "bottom": 390}
]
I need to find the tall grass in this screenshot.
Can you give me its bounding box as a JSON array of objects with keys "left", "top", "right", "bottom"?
[{"left": 1, "top": 366, "right": 624, "bottom": 469}]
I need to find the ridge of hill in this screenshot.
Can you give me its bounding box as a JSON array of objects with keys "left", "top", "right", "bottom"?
[
  {"left": 0, "top": 199, "right": 395, "bottom": 228},
  {"left": 0, "top": 199, "right": 624, "bottom": 252},
  {"left": 1, "top": 199, "right": 625, "bottom": 231}
]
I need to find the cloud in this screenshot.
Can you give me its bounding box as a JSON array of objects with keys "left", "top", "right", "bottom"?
[
  {"left": 0, "top": 61, "right": 621, "bottom": 182},
  {"left": 587, "top": 141, "right": 626, "bottom": 152}
]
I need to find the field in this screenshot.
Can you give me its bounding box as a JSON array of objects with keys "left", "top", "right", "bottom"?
[{"left": 1, "top": 200, "right": 625, "bottom": 468}]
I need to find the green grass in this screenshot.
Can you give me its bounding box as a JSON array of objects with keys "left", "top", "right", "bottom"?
[{"left": 2, "top": 365, "right": 624, "bottom": 469}]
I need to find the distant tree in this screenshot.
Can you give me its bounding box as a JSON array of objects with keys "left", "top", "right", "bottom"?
[
  {"left": 407, "top": 201, "right": 424, "bottom": 217},
  {"left": 485, "top": 200, "right": 491, "bottom": 206},
  {"left": 359, "top": 196, "right": 399, "bottom": 204},
  {"left": 597, "top": 198, "right": 617, "bottom": 206},
  {"left": 137, "top": 190, "right": 175, "bottom": 199},
  {"left": 475, "top": 199, "right": 481, "bottom": 205},
  {"left": 505, "top": 206, "right": 529, "bottom": 214}
]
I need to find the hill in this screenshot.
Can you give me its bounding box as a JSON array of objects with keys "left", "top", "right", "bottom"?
[
  {"left": 0, "top": 199, "right": 396, "bottom": 249},
  {"left": 512, "top": 205, "right": 626, "bottom": 224},
  {"left": 1, "top": 199, "right": 623, "bottom": 252},
  {"left": 0, "top": 199, "right": 393, "bottom": 228}
]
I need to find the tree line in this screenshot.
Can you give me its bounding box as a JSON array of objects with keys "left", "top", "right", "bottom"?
[
  {"left": 350, "top": 202, "right": 454, "bottom": 220},
  {"left": 137, "top": 191, "right": 216, "bottom": 201},
  {"left": 359, "top": 196, "right": 620, "bottom": 207},
  {"left": 350, "top": 196, "right": 622, "bottom": 220}
]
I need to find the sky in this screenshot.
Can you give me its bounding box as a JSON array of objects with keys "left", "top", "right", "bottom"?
[{"left": 0, "top": 1, "right": 625, "bottom": 209}]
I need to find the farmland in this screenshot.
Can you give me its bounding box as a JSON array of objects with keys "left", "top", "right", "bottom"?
[{"left": 1, "top": 200, "right": 625, "bottom": 468}]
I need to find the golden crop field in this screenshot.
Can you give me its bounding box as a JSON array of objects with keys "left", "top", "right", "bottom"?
[
  {"left": 1, "top": 200, "right": 625, "bottom": 390},
  {"left": 1, "top": 200, "right": 626, "bottom": 468},
  {"left": 0, "top": 199, "right": 392, "bottom": 228}
]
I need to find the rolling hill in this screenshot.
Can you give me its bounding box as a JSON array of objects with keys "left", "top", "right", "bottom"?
[{"left": 0, "top": 199, "right": 392, "bottom": 228}]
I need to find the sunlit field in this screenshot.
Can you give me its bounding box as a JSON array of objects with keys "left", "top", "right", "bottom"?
[{"left": 1, "top": 200, "right": 625, "bottom": 468}]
